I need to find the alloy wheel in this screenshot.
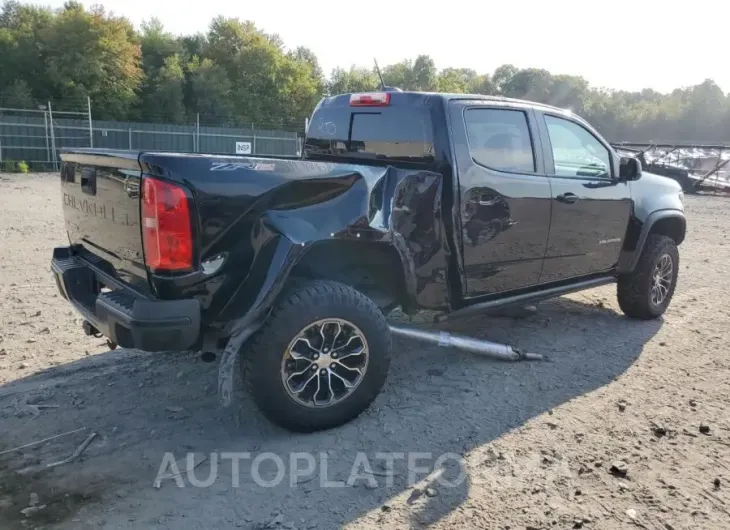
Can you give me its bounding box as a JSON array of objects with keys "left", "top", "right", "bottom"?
[{"left": 280, "top": 318, "right": 369, "bottom": 408}]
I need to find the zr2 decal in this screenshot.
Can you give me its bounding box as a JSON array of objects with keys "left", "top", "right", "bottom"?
[{"left": 211, "top": 162, "right": 276, "bottom": 172}]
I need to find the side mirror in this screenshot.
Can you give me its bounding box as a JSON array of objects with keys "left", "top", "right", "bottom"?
[{"left": 619, "top": 156, "right": 642, "bottom": 181}]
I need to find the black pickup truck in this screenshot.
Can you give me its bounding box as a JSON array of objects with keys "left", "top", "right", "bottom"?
[{"left": 52, "top": 91, "right": 686, "bottom": 431}]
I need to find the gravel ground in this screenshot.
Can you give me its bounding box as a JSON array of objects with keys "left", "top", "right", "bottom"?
[{"left": 1, "top": 173, "right": 729, "bottom": 530}]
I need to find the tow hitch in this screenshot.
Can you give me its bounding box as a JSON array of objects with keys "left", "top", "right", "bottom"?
[
  {"left": 81, "top": 320, "right": 100, "bottom": 337},
  {"left": 81, "top": 320, "right": 117, "bottom": 350}
]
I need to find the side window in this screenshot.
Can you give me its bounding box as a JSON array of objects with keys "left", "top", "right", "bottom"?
[
  {"left": 544, "top": 115, "right": 611, "bottom": 179},
  {"left": 463, "top": 108, "right": 536, "bottom": 173}
]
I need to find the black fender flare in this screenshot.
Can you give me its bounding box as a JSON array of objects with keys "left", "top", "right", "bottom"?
[
  {"left": 617, "top": 209, "right": 686, "bottom": 274},
  {"left": 217, "top": 233, "right": 415, "bottom": 340}
]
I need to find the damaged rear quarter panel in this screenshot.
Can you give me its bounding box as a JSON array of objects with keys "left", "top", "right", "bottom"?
[{"left": 139, "top": 154, "right": 452, "bottom": 334}]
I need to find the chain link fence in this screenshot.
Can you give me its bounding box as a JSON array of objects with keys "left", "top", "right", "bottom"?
[{"left": 0, "top": 99, "right": 305, "bottom": 172}]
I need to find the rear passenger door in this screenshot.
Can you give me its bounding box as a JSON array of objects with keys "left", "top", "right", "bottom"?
[
  {"left": 536, "top": 111, "right": 633, "bottom": 283},
  {"left": 448, "top": 101, "right": 552, "bottom": 298}
]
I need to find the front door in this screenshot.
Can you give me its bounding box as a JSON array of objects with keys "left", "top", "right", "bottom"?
[
  {"left": 537, "top": 111, "right": 633, "bottom": 283},
  {"left": 448, "top": 101, "right": 552, "bottom": 298}
]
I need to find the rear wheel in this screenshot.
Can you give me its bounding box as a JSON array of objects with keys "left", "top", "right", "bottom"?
[
  {"left": 617, "top": 234, "right": 679, "bottom": 319},
  {"left": 241, "top": 280, "right": 391, "bottom": 432}
]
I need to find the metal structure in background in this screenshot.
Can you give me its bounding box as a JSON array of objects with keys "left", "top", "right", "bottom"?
[
  {"left": 47, "top": 102, "right": 57, "bottom": 171},
  {"left": 0, "top": 101, "right": 303, "bottom": 172},
  {"left": 87, "top": 96, "right": 93, "bottom": 149},
  {"left": 4, "top": 102, "right": 726, "bottom": 182},
  {"left": 612, "top": 142, "right": 730, "bottom": 193},
  {"left": 0, "top": 102, "right": 90, "bottom": 171}
]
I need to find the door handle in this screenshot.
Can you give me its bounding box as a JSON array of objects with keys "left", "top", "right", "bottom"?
[{"left": 556, "top": 192, "right": 579, "bottom": 204}]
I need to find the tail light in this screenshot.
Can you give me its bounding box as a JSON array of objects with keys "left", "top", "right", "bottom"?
[
  {"left": 349, "top": 92, "right": 390, "bottom": 107},
  {"left": 141, "top": 177, "right": 193, "bottom": 272}
]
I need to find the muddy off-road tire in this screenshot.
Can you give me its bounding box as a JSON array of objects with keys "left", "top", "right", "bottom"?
[
  {"left": 617, "top": 234, "right": 679, "bottom": 320},
  {"left": 241, "top": 280, "right": 392, "bottom": 432}
]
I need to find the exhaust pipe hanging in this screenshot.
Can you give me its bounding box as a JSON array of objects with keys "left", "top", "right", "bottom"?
[{"left": 388, "top": 324, "right": 544, "bottom": 362}]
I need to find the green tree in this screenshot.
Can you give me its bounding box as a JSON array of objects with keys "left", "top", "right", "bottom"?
[
  {"left": 467, "top": 74, "right": 496, "bottom": 95},
  {"left": 0, "top": 1, "right": 53, "bottom": 100},
  {"left": 492, "top": 64, "right": 519, "bottom": 95},
  {"left": 179, "top": 33, "right": 206, "bottom": 63},
  {"left": 139, "top": 18, "right": 181, "bottom": 75},
  {"left": 135, "top": 18, "right": 184, "bottom": 121},
  {"left": 0, "top": 79, "right": 34, "bottom": 108},
  {"left": 381, "top": 55, "right": 438, "bottom": 91},
  {"left": 327, "top": 67, "right": 378, "bottom": 95},
  {"left": 40, "top": 3, "right": 142, "bottom": 116},
  {"left": 548, "top": 74, "right": 590, "bottom": 113},
  {"left": 435, "top": 68, "right": 495, "bottom": 95},
  {"left": 291, "top": 47, "right": 323, "bottom": 79},
  {"left": 140, "top": 54, "right": 186, "bottom": 123},
  {"left": 2, "top": 3, "right": 729, "bottom": 144},
  {"left": 411, "top": 55, "right": 437, "bottom": 91},
  {"left": 186, "top": 56, "right": 234, "bottom": 123},
  {"left": 501, "top": 67, "right": 553, "bottom": 102},
  {"left": 290, "top": 46, "right": 325, "bottom": 96},
  {"left": 203, "top": 17, "right": 322, "bottom": 126}
]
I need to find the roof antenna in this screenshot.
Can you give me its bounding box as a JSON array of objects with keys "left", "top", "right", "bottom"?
[
  {"left": 374, "top": 58, "right": 386, "bottom": 90},
  {"left": 373, "top": 59, "right": 402, "bottom": 92}
]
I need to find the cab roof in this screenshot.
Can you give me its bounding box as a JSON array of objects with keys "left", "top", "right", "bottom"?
[{"left": 321, "top": 90, "right": 569, "bottom": 115}]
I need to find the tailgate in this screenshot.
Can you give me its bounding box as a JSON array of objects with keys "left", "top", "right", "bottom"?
[{"left": 60, "top": 150, "right": 147, "bottom": 287}]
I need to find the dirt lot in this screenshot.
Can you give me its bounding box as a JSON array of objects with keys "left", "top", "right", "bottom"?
[{"left": 1, "top": 173, "right": 729, "bottom": 530}]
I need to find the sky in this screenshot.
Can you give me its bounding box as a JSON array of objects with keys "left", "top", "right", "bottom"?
[{"left": 27, "top": 0, "right": 730, "bottom": 94}]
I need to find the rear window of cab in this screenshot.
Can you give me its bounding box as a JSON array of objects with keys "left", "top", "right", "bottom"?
[{"left": 304, "top": 102, "right": 435, "bottom": 164}]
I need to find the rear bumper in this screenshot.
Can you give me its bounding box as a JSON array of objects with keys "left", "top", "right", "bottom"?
[{"left": 51, "top": 247, "right": 201, "bottom": 352}]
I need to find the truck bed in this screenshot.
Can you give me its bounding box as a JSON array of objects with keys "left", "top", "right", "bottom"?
[{"left": 55, "top": 149, "right": 450, "bottom": 350}]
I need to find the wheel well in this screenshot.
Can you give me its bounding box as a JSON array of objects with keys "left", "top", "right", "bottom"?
[
  {"left": 650, "top": 216, "right": 686, "bottom": 245},
  {"left": 289, "top": 241, "right": 407, "bottom": 311}
]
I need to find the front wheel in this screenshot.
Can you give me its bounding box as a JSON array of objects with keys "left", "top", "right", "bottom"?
[
  {"left": 241, "top": 280, "right": 391, "bottom": 432},
  {"left": 617, "top": 234, "right": 679, "bottom": 319}
]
